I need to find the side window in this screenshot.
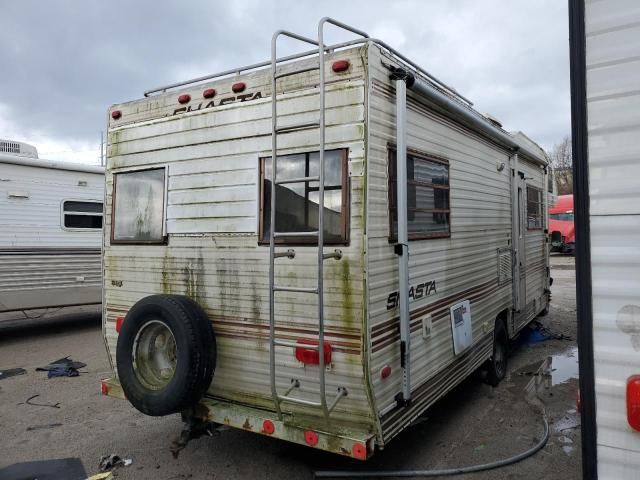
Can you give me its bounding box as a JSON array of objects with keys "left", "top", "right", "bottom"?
[
  {"left": 526, "top": 186, "right": 543, "bottom": 230},
  {"left": 388, "top": 147, "right": 450, "bottom": 240},
  {"left": 260, "top": 149, "right": 349, "bottom": 244},
  {"left": 112, "top": 168, "right": 166, "bottom": 244},
  {"left": 63, "top": 201, "right": 103, "bottom": 229}
]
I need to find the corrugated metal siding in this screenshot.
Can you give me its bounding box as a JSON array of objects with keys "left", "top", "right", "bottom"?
[
  {"left": 0, "top": 249, "right": 101, "bottom": 311},
  {"left": 104, "top": 48, "right": 373, "bottom": 430},
  {"left": 365, "top": 46, "right": 516, "bottom": 442},
  {"left": 586, "top": 0, "right": 640, "bottom": 475}
]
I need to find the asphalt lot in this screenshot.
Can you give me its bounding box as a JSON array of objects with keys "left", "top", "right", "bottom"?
[{"left": 0, "top": 255, "right": 580, "bottom": 479}]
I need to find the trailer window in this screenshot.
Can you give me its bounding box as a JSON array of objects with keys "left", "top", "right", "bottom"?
[
  {"left": 259, "top": 149, "right": 348, "bottom": 244},
  {"left": 527, "top": 186, "right": 543, "bottom": 230},
  {"left": 63, "top": 201, "right": 103, "bottom": 229},
  {"left": 388, "top": 148, "right": 450, "bottom": 240},
  {"left": 112, "top": 168, "right": 166, "bottom": 244}
]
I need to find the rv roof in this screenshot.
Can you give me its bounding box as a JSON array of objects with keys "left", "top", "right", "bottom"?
[{"left": 0, "top": 154, "right": 104, "bottom": 174}]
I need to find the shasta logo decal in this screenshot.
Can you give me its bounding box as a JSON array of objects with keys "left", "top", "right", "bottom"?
[
  {"left": 173, "top": 91, "right": 263, "bottom": 116},
  {"left": 386, "top": 280, "right": 437, "bottom": 310}
]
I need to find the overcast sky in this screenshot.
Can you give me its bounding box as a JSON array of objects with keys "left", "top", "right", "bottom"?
[{"left": 0, "top": 0, "right": 569, "bottom": 164}]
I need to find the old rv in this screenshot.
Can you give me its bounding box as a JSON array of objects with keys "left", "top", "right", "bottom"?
[
  {"left": 100, "top": 19, "right": 551, "bottom": 459},
  {"left": 0, "top": 140, "right": 104, "bottom": 315}
]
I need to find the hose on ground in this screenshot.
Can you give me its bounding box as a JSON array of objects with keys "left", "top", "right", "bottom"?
[{"left": 315, "top": 415, "right": 549, "bottom": 478}]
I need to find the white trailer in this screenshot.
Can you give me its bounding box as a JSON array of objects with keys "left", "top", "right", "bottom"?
[
  {"left": 570, "top": 1, "right": 640, "bottom": 478},
  {"left": 0, "top": 140, "right": 104, "bottom": 314},
  {"left": 101, "top": 19, "right": 550, "bottom": 459}
]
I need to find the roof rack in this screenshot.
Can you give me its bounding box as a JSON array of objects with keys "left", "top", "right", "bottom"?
[{"left": 143, "top": 25, "right": 472, "bottom": 106}]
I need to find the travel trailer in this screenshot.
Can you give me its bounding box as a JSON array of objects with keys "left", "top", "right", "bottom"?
[
  {"left": 0, "top": 139, "right": 104, "bottom": 314},
  {"left": 100, "top": 19, "right": 551, "bottom": 459},
  {"left": 570, "top": 0, "right": 640, "bottom": 478}
]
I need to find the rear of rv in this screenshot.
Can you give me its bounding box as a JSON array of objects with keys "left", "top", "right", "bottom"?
[
  {"left": 571, "top": 0, "right": 640, "bottom": 477},
  {"left": 101, "top": 45, "right": 377, "bottom": 458}
]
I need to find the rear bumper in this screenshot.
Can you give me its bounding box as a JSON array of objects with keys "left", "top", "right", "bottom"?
[{"left": 100, "top": 377, "right": 376, "bottom": 460}]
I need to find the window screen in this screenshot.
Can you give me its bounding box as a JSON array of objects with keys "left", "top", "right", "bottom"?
[
  {"left": 527, "top": 186, "right": 543, "bottom": 229},
  {"left": 63, "top": 201, "right": 103, "bottom": 229},
  {"left": 112, "top": 168, "right": 166, "bottom": 243},
  {"left": 389, "top": 148, "right": 450, "bottom": 240},
  {"left": 260, "top": 149, "right": 348, "bottom": 244}
]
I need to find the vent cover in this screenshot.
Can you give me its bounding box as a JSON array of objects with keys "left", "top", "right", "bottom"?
[
  {"left": 0, "top": 141, "right": 20, "bottom": 154},
  {"left": 497, "top": 247, "right": 512, "bottom": 285}
]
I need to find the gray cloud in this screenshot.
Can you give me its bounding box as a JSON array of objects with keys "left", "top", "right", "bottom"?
[{"left": 1, "top": 0, "right": 569, "bottom": 157}]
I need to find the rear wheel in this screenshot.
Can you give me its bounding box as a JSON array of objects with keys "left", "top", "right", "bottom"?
[
  {"left": 486, "top": 319, "right": 508, "bottom": 387},
  {"left": 116, "top": 295, "right": 216, "bottom": 416}
]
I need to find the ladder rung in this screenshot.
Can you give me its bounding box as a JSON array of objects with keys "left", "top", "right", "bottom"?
[
  {"left": 276, "top": 175, "right": 319, "bottom": 185},
  {"left": 273, "top": 286, "right": 318, "bottom": 294},
  {"left": 274, "top": 249, "right": 295, "bottom": 259},
  {"left": 278, "top": 395, "right": 322, "bottom": 408},
  {"left": 273, "top": 339, "right": 320, "bottom": 350},
  {"left": 273, "top": 231, "right": 318, "bottom": 238},
  {"left": 275, "top": 121, "right": 319, "bottom": 134},
  {"left": 274, "top": 65, "right": 319, "bottom": 79}
]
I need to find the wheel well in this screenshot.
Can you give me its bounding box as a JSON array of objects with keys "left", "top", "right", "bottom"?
[{"left": 495, "top": 309, "right": 509, "bottom": 335}]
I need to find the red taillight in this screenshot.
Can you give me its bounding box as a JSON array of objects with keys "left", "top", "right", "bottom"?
[
  {"left": 295, "top": 339, "right": 331, "bottom": 366},
  {"left": 101, "top": 381, "right": 109, "bottom": 396},
  {"left": 262, "top": 419, "right": 275, "bottom": 435},
  {"left": 380, "top": 365, "right": 392, "bottom": 379},
  {"left": 203, "top": 88, "right": 216, "bottom": 99},
  {"left": 304, "top": 430, "right": 319, "bottom": 446},
  {"left": 352, "top": 442, "right": 367, "bottom": 460},
  {"left": 232, "top": 82, "right": 246, "bottom": 93},
  {"left": 627, "top": 375, "right": 640, "bottom": 431},
  {"left": 332, "top": 60, "right": 350, "bottom": 73},
  {"left": 111, "top": 110, "right": 122, "bottom": 120},
  {"left": 178, "top": 94, "right": 191, "bottom": 104},
  {"left": 115, "top": 316, "right": 124, "bottom": 333}
]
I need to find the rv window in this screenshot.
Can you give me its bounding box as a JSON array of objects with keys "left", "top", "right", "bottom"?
[
  {"left": 526, "top": 186, "right": 543, "bottom": 230},
  {"left": 63, "top": 201, "right": 103, "bottom": 229},
  {"left": 259, "top": 149, "right": 349, "bottom": 244},
  {"left": 112, "top": 168, "right": 166, "bottom": 244},
  {"left": 388, "top": 148, "right": 450, "bottom": 240}
]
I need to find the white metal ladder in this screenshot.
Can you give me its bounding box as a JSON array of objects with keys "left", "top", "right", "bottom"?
[{"left": 268, "top": 18, "right": 368, "bottom": 422}]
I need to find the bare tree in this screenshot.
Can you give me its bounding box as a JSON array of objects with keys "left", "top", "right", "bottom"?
[{"left": 548, "top": 135, "right": 573, "bottom": 195}]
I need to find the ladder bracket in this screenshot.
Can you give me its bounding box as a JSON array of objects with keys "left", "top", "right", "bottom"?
[
  {"left": 323, "top": 249, "right": 343, "bottom": 260},
  {"left": 394, "top": 243, "right": 406, "bottom": 256}
]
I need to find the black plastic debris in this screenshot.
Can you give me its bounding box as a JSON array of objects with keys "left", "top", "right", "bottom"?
[
  {"left": 0, "top": 367, "right": 26, "bottom": 380},
  {"left": 0, "top": 458, "right": 86, "bottom": 480},
  {"left": 99, "top": 454, "right": 132, "bottom": 472},
  {"left": 36, "top": 356, "right": 86, "bottom": 378},
  {"left": 25, "top": 394, "right": 61, "bottom": 409}
]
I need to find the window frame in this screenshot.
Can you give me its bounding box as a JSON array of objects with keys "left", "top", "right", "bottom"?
[
  {"left": 526, "top": 185, "right": 544, "bottom": 231},
  {"left": 110, "top": 166, "right": 168, "bottom": 245},
  {"left": 388, "top": 145, "right": 451, "bottom": 242},
  {"left": 258, "top": 148, "right": 350, "bottom": 246},
  {"left": 60, "top": 199, "right": 104, "bottom": 231}
]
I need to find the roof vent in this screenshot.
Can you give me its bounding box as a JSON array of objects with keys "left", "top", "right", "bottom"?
[{"left": 0, "top": 139, "right": 39, "bottom": 158}]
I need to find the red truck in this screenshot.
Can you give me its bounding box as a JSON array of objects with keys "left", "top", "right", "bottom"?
[{"left": 548, "top": 194, "right": 574, "bottom": 253}]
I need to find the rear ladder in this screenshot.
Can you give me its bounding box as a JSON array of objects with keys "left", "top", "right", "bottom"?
[{"left": 268, "top": 18, "right": 368, "bottom": 423}]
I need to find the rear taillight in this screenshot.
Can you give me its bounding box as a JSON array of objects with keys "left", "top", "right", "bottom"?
[
  {"left": 115, "top": 316, "right": 124, "bottom": 333},
  {"left": 627, "top": 375, "right": 640, "bottom": 431},
  {"left": 295, "top": 339, "right": 331, "bottom": 366}
]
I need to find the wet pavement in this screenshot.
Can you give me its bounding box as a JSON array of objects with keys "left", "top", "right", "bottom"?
[{"left": 0, "top": 255, "right": 580, "bottom": 479}]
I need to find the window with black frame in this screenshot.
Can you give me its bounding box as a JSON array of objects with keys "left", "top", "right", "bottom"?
[
  {"left": 388, "top": 147, "right": 450, "bottom": 240},
  {"left": 62, "top": 200, "right": 103, "bottom": 229},
  {"left": 260, "top": 149, "right": 349, "bottom": 244}
]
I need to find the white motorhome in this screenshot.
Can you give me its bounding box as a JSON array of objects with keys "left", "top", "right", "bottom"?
[
  {"left": 0, "top": 139, "right": 104, "bottom": 314},
  {"left": 570, "top": 1, "right": 640, "bottom": 478},
  {"left": 100, "top": 19, "right": 551, "bottom": 459}
]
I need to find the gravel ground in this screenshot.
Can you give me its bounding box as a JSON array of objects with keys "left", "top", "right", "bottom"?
[{"left": 0, "top": 255, "right": 579, "bottom": 479}]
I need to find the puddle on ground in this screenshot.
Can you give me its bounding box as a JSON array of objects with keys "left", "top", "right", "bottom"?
[{"left": 514, "top": 347, "right": 579, "bottom": 388}]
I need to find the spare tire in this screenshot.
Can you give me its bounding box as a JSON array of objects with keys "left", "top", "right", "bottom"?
[{"left": 116, "top": 294, "right": 216, "bottom": 416}]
